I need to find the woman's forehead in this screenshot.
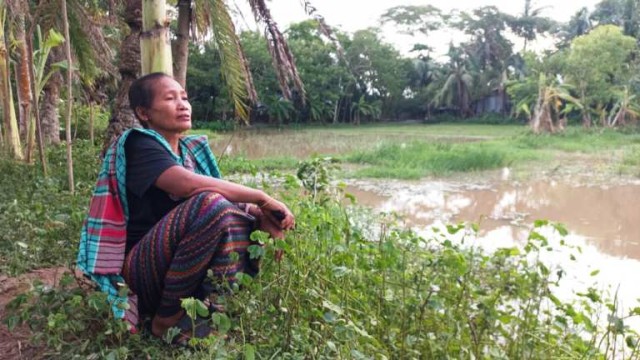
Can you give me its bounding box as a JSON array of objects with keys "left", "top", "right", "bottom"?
[{"left": 156, "top": 77, "right": 185, "bottom": 92}]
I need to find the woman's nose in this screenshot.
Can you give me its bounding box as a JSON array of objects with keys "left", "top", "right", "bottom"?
[{"left": 178, "top": 98, "right": 190, "bottom": 109}]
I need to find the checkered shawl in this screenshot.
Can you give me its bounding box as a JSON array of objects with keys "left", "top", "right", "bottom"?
[{"left": 76, "top": 128, "right": 221, "bottom": 329}]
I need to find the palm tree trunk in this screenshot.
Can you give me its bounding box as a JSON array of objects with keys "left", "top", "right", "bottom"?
[
  {"left": 173, "top": 0, "right": 190, "bottom": 87},
  {"left": 103, "top": 0, "right": 142, "bottom": 150},
  {"left": 141, "top": 0, "right": 173, "bottom": 75},
  {"left": 61, "top": 0, "right": 74, "bottom": 194},
  {"left": 0, "top": 4, "right": 23, "bottom": 159},
  {"left": 530, "top": 86, "right": 544, "bottom": 134},
  {"left": 40, "top": 47, "right": 63, "bottom": 145},
  {"left": 10, "top": 0, "right": 34, "bottom": 161}
]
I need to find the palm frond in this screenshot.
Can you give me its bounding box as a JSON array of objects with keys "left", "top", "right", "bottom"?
[
  {"left": 192, "top": 0, "right": 211, "bottom": 42},
  {"left": 248, "top": 0, "right": 305, "bottom": 101},
  {"left": 67, "top": 0, "right": 117, "bottom": 80},
  {"left": 205, "top": 0, "right": 257, "bottom": 123}
]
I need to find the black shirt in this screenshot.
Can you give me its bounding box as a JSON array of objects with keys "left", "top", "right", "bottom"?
[{"left": 125, "top": 132, "right": 184, "bottom": 253}]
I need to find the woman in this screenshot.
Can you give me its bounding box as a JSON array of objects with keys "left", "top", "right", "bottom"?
[{"left": 76, "top": 72, "right": 294, "bottom": 344}]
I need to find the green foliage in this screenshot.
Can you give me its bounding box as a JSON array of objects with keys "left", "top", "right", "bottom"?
[
  {"left": 564, "top": 25, "right": 638, "bottom": 123},
  {"left": 0, "top": 141, "right": 99, "bottom": 275},
  {"left": 296, "top": 157, "right": 340, "bottom": 198},
  {"left": 429, "top": 113, "right": 518, "bottom": 125},
  {"left": 186, "top": 43, "right": 227, "bottom": 123},
  {"left": 218, "top": 156, "right": 299, "bottom": 175},
  {"left": 70, "top": 104, "right": 110, "bottom": 142}
]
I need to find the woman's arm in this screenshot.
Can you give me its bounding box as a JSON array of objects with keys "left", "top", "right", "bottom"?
[
  {"left": 155, "top": 165, "right": 295, "bottom": 229},
  {"left": 156, "top": 165, "right": 268, "bottom": 204}
]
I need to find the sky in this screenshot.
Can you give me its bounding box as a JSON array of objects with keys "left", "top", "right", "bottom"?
[{"left": 238, "top": 0, "right": 603, "bottom": 56}]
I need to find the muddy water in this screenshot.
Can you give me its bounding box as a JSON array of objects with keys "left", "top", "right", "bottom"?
[
  {"left": 346, "top": 179, "right": 640, "bottom": 259},
  {"left": 346, "top": 177, "right": 640, "bottom": 331}
]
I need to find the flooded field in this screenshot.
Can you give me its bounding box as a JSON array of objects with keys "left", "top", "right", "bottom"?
[{"left": 207, "top": 125, "right": 508, "bottom": 159}]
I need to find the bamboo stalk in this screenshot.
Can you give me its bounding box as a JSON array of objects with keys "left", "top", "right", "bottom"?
[{"left": 61, "top": 0, "right": 74, "bottom": 194}]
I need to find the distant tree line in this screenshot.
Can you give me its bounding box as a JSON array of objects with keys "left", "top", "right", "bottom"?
[{"left": 187, "top": 0, "right": 640, "bottom": 133}]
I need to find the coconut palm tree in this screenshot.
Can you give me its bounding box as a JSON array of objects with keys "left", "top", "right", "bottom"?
[
  {"left": 557, "top": 7, "right": 592, "bottom": 46},
  {"left": 141, "top": 0, "right": 172, "bottom": 75},
  {"left": 105, "top": 0, "right": 307, "bottom": 145},
  {"left": 103, "top": 0, "right": 142, "bottom": 148},
  {"left": 6, "top": 0, "right": 33, "bottom": 159},
  {"left": 431, "top": 45, "right": 475, "bottom": 118},
  {"left": 509, "top": 0, "right": 555, "bottom": 51}
]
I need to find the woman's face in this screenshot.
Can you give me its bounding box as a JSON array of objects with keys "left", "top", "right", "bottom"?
[{"left": 139, "top": 76, "right": 192, "bottom": 134}]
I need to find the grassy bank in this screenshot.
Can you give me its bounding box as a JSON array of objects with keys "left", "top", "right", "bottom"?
[
  {"left": 203, "top": 125, "right": 640, "bottom": 180},
  {"left": 1, "top": 145, "right": 639, "bottom": 358}
]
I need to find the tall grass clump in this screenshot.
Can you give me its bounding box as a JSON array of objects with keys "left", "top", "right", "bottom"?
[
  {"left": 4, "top": 158, "right": 640, "bottom": 358},
  {"left": 346, "top": 141, "right": 512, "bottom": 179}
]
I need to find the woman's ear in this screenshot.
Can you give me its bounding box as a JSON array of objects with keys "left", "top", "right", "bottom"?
[{"left": 134, "top": 106, "right": 148, "bottom": 121}]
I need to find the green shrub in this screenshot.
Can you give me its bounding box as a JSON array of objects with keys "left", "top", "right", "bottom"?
[{"left": 59, "top": 104, "right": 110, "bottom": 143}]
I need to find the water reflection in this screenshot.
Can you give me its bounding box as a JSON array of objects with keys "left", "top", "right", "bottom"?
[
  {"left": 347, "top": 178, "right": 640, "bottom": 331},
  {"left": 346, "top": 179, "right": 640, "bottom": 259}
]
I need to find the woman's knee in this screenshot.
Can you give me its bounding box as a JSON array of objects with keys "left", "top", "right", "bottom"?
[
  {"left": 188, "top": 191, "right": 232, "bottom": 212},
  {"left": 187, "top": 191, "right": 253, "bottom": 227}
]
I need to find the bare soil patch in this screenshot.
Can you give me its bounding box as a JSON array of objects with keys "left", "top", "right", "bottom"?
[{"left": 0, "top": 267, "right": 70, "bottom": 360}]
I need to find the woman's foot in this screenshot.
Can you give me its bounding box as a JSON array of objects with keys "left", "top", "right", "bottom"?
[
  {"left": 151, "top": 310, "right": 185, "bottom": 338},
  {"left": 152, "top": 311, "right": 218, "bottom": 346}
]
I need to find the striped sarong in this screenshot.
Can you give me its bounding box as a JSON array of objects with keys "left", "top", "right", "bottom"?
[{"left": 122, "top": 191, "right": 258, "bottom": 317}]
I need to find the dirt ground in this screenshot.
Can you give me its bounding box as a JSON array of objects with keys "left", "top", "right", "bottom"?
[{"left": 0, "top": 267, "right": 70, "bottom": 360}]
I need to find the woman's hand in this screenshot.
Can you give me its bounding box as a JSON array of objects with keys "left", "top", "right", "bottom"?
[
  {"left": 250, "top": 207, "right": 284, "bottom": 239},
  {"left": 258, "top": 197, "right": 295, "bottom": 231}
]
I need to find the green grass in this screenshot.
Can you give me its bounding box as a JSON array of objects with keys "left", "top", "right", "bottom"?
[
  {"left": 512, "top": 127, "right": 640, "bottom": 152},
  {"left": 0, "top": 141, "right": 98, "bottom": 275},
  {"left": 345, "top": 141, "right": 542, "bottom": 179}
]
